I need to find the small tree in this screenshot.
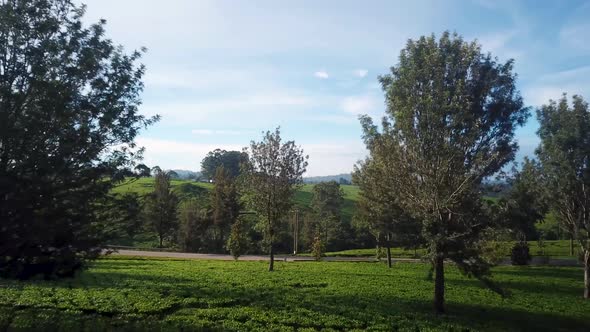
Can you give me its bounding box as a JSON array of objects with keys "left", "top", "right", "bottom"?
[
  {"left": 308, "top": 181, "right": 345, "bottom": 251},
  {"left": 211, "top": 166, "right": 241, "bottom": 252},
  {"left": 311, "top": 236, "right": 324, "bottom": 261},
  {"left": 499, "top": 159, "right": 547, "bottom": 242},
  {"left": 226, "top": 217, "right": 250, "bottom": 260},
  {"left": 178, "top": 199, "right": 210, "bottom": 252},
  {"left": 145, "top": 170, "right": 179, "bottom": 247},
  {"left": 536, "top": 94, "right": 590, "bottom": 298},
  {"left": 361, "top": 32, "right": 528, "bottom": 313},
  {"left": 241, "top": 127, "right": 308, "bottom": 271}
]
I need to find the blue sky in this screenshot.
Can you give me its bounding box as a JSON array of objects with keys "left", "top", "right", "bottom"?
[{"left": 79, "top": 0, "right": 590, "bottom": 176}]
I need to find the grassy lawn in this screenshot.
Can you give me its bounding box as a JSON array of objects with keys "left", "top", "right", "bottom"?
[{"left": 0, "top": 258, "right": 588, "bottom": 331}]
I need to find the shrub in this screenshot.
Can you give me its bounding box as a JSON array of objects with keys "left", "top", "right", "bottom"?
[
  {"left": 511, "top": 242, "right": 531, "bottom": 265},
  {"left": 311, "top": 236, "right": 324, "bottom": 261}
]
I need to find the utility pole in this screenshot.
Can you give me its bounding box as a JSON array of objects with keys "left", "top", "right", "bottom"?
[{"left": 292, "top": 209, "right": 299, "bottom": 255}]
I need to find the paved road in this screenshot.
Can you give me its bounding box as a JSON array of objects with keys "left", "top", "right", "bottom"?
[
  {"left": 108, "top": 249, "right": 581, "bottom": 266},
  {"left": 109, "top": 249, "right": 423, "bottom": 263}
]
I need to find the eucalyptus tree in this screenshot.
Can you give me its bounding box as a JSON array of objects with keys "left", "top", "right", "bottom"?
[
  {"left": 241, "top": 128, "right": 308, "bottom": 271},
  {"left": 0, "top": 0, "right": 157, "bottom": 278},
  {"left": 360, "top": 32, "right": 529, "bottom": 313},
  {"left": 536, "top": 94, "right": 590, "bottom": 298}
]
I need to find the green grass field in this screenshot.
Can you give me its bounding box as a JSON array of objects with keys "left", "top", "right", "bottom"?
[
  {"left": 325, "top": 240, "right": 579, "bottom": 258},
  {"left": 0, "top": 257, "right": 588, "bottom": 331}
]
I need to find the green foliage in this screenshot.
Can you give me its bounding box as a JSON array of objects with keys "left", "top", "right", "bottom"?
[
  {"left": 211, "top": 166, "right": 241, "bottom": 252},
  {"left": 201, "top": 149, "right": 247, "bottom": 180},
  {"left": 0, "top": 258, "right": 588, "bottom": 331},
  {"left": 144, "top": 171, "right": 179, "bottom": 247},
  {"left": 226, "top": 218, "right": 250, "bottom": 260},
  {"left": 360, "top": 31, "right": 529, "bottom": 312},
  {"left": 536, "top": 94, "right": 590, "bottom": 297},
  {"left": 311, "top": 236, "right": 324, "bottom": 261},
  {"left": 177, "top": 199, "right": 210, "bottom": 252},
  {"left": 100, "top": 192, "right": 145, "bottom": 240},
  {"left": 511, "top": 242, "right": 532, "bottom": 265},
  {"left": 241, "top": 127, "right": 308, "bottom": 270},
  {"left": 499, "top": 159, "right": 547, "bottom": 241},
  {"left": 306, "top": 181, "right": 348, "bottom": 252},
  {"left": 0, "top": 0, "right": 157, "bottom": 279}
]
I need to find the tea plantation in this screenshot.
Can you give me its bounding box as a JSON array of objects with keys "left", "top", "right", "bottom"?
[{"left": 0, "top": 257, "right": 588, "bottom": 331}]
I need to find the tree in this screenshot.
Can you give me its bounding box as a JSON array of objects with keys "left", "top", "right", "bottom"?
[
  {"left": 178, "top": 199, "right": 210, "bottom": 252},
  {"left": 353, "top": 156, "right": 420, "bottom": 268},
  {"left": 226, "top": 217, "right": 250, "bottom": 260},
  {"left": 499, "top": 158, "right": 547, "bottom": 241},
  {"left": 101, "top": 192, "right": 145, "bottom": 241},
  {"left": 145, "top": 170, "right": 179, "bottom": 247},
  {"left": 360, "top": 32, "right": 528, "bottom": 313},
  {"left": 201, "top": 149, "right": 248, "bottom": 180},
  {"left": 0, "top": 0, "right": 157, "bottom": 279},
  {"left": 307, "top": 181, "right": 345, "bottom": 251},
  {"left": 536, "top": 94, "right": 590, "bottom": 298},
  {"left": 211, "top": 165, "right": 241, "bottom": 252},
  {"left": 241, "top": 127, "right": 308, "bottom": 271}
]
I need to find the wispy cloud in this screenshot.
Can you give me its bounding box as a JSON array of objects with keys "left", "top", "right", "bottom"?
[
  {"left": 340, "top": 95, "right": 380, "bottom": 115},
  {"left": 191, "top": 129, "right": 252, "bottom": 136},
  {"left": 354, "top": 69, "right": 368, "bottom": 78},
  {"left": 523, "top": 66, "right": 590, "bottom": 106},
  {"left": 314, "top": 70, "right": 329, "bottom": 79}
]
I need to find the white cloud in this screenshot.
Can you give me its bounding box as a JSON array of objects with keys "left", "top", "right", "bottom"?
[
  {"left": 340, "top": 95, "right": 379, "bottom": 115},
  {"left": 141, "top": 91, "right": 313, "bottom": 124},
  {"left": 136, "top": 137, "right": 243, "bottom": 170},
  {"left": 135, "top": 137, "right": 367, "bottom": 176},
  {"left": 302, "top": 141, "right": 368, "bottom": 176},
  {"left": 314, "top": 70, "right": 329, "bottom": 79},
  {"left": 354, "top": 69, "right": 368, "bottom": 78},
  {"left": 523, "top": 66, "right": 590, "bottom": 106}
]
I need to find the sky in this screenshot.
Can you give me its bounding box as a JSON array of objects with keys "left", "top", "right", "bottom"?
[{"left": 78, "top": 0, "right": 590, "bottom": 176}]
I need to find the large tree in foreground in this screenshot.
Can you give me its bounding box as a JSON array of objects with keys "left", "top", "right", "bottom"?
[
  {"left": 0, "top": 0, "right": 157, "bottom": 279},
  {"left": 360, "top": 32, "right": 529, "bottom": 313},
  {"left": 241, "top": 128, "right": 307, "bottom": 271},
  {"left": 536, "top": 94, "right": 590, "bottom": 298}
]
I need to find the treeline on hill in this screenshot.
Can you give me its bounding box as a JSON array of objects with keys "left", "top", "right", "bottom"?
[{"left": 109, "top": 148, "right": 371, "bottom": 258}]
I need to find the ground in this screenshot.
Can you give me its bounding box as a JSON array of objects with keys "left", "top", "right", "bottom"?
[{"left": 0, "top": 257, "right": 588, "bottom": 331}]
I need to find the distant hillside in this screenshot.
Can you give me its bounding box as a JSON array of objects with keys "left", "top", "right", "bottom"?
[
  {"left": 169, "top": 169, "right": 201, "bottom": 180},
  {"left": 304, "top": 173, "right": 352, "bottom": 184}
]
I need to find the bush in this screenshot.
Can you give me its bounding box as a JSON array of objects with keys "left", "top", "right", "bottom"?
[
  {"left": 226, "top": 219, "right": 250, "bottom": 260},
  {"left": 511, "top": 242, "right": 531, "bottom": 265},
  {"left": 311, "top": 236, "right": 324, "bottom": 261}
]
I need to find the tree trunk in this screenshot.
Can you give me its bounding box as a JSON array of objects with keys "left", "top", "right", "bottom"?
[
  {"left": 269, "top": 241, "right": 274, "bottom": 272},
  {"left": 584, "top": 250, "right": 589, "bottom": 299},
  {"left": 159, "top": 234, "right": 163, "bottom": 248},
  {"left": 570, "top": 237, "right": 575, "bottom": 256},
  {"left": 386, "top": 244, "right": 392, "bottom": 268},
  {"left": 434, "top": 255, "right": 445, "bottom": 314}
]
